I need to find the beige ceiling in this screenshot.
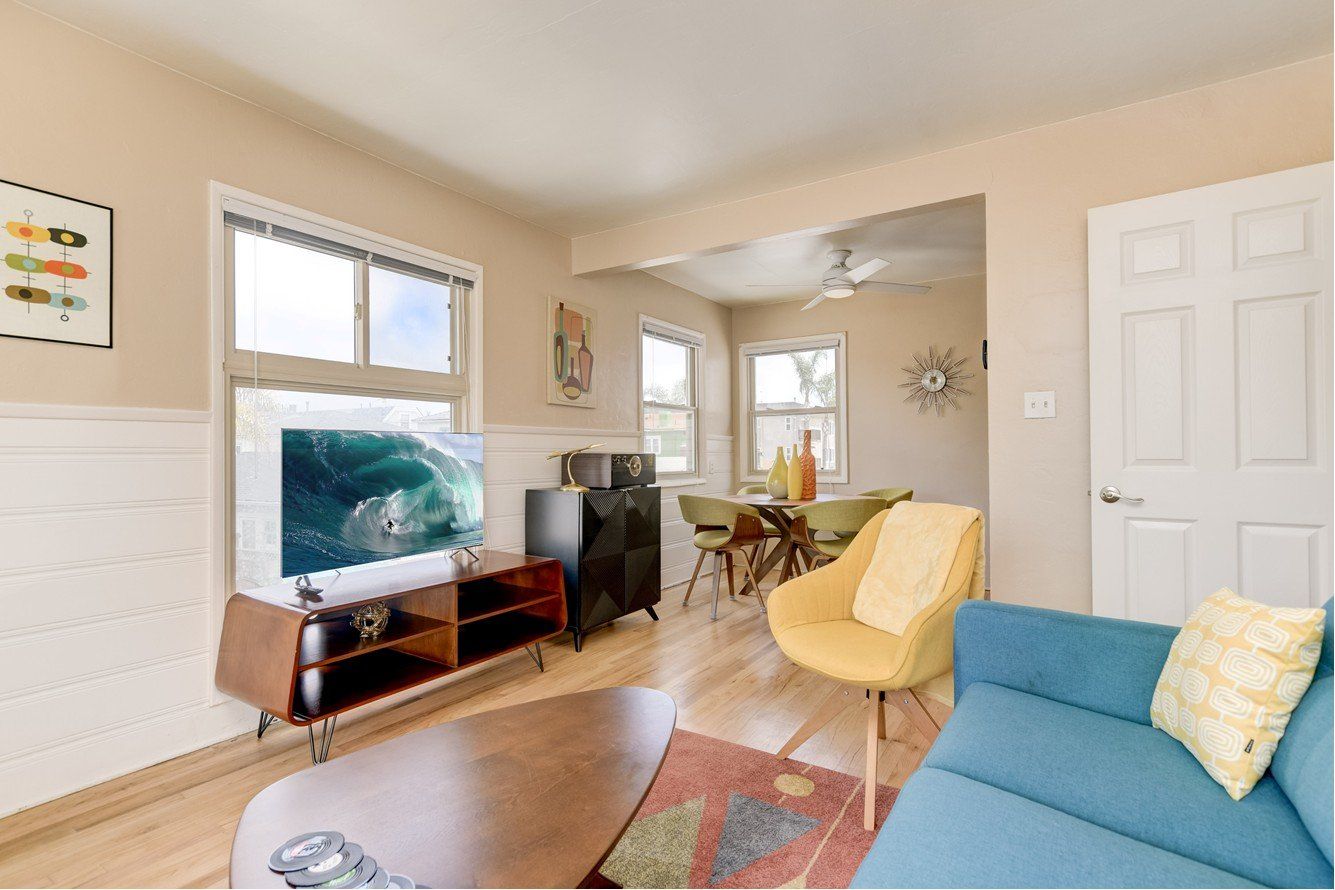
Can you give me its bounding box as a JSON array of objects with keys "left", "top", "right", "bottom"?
[
  {"left": 645, "top": 200, "right": 985, "bottom": 306},
  {"left": 21, "top": 0, "right": 1331, "bottom": 236}
]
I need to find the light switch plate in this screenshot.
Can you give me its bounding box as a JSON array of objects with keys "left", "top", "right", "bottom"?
[{"left": 1024, "top": 391, "right": 1056, "bottom": 418}]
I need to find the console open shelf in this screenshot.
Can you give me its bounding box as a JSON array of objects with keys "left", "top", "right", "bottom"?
[
  {"left": 298, "top": 610, "right": 453, "bottom": 669},
  {"left": 458, "top": 611, "right": 563, "bottom": 667},
  {"left": 293, "top": 648, "right": 451, "bottom": 722},
  {"left": 458, "top": 580, "right": 562, "bottom": 624}
]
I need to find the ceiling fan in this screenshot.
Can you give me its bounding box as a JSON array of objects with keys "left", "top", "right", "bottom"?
[{"left": 749, "top": 249, "right": 931, "bottom": 311}]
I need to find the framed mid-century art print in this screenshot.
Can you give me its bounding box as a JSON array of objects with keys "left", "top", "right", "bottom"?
[
  {"left": 1, "top": 179, "right": 112, "bottom": 348},
  {"left": 547, "top": 296, "right": 596, "bottom": 407}
]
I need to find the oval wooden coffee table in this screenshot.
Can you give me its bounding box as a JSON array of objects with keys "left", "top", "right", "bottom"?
[{"left": 231, "top": 686, "right": 676, "bottom": 888}]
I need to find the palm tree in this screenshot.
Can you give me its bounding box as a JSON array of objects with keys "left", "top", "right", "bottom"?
[{"left": 789, "top": 350, "right": 830, "bottom": 406}]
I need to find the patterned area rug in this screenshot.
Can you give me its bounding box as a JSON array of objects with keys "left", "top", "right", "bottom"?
[{"left": 600, "top": 729, "right": 898, "bottom": 888}]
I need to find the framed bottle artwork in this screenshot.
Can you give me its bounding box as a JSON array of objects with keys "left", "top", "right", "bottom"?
[
  {"left": 547, "top": 296, "right": 596, "bottom": 408},
  {"left": 1, "top": 178, "right": 112, "bottom": 348}
]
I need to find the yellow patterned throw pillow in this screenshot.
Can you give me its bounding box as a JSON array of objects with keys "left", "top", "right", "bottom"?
[{"left": 1150, "top": 589, "right": 1326, "bottom": 800}]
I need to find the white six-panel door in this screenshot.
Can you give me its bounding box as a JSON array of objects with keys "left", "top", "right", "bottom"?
[{"left": 1089, "top": 163, "right": 1333, "bottom": 622}]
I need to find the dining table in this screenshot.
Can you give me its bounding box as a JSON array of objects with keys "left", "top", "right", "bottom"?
[{"left": 716, "top": 492, "right": 873, "bottom": 591}]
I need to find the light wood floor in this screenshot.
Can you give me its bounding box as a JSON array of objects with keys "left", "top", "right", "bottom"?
[{"left": 0, "top": 576, "right": 948, "bottom": 889}]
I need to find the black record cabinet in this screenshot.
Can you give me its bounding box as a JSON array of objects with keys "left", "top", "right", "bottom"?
[{"left": 525, "top": 486, "right": 661, "bottom": 651}]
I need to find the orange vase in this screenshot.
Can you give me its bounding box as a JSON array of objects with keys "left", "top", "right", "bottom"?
[{"left": 799, "top": 430, "right": 817, "bottom": 499}]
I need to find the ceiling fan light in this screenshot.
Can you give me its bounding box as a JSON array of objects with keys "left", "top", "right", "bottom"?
[{"left": 824, "top": 285, "right": 855, "bottom": 299}]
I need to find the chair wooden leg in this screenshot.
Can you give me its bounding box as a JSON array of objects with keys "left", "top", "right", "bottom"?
[
  {"left": 865, "top": 687, "right": 879, "bottom": 831},
  {"left": 725, "top": 552, "right": 736, "bottom": 600},
  {"left": 682, "top": 550, "right": 706, "bottom": 606},
  {"left": 887, "top": 688, "right": 941, "bottom": 743},
  {"left": 876, "top": 692, "right": 887, "bottom": 739},
  {"left": 776, "top": 684, "right": 856, "bottom": 760}
]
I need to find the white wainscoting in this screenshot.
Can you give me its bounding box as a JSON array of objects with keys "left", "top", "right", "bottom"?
[
  {"left": 483, "top": 426, "right": 735, "bottom": 589},
  {"left": 0, "top": 410, "right": 735, "bottom": 817},
  {"left": 0, "top": 403, "right": 252, "bottom": 818}
]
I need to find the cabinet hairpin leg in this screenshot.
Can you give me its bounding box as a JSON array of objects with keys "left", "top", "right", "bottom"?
[
  {"left": 307, "top": 715, "right": 338, "bottom": 765},
  {"left": 525, "top": 642, "right": 545, "bottom": 672},
  {"left": 257, "top": 711, "right": 277, "bottom": 740}
]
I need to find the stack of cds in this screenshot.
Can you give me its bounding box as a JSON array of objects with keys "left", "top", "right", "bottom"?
[{"left": 268, "top": 831, "right": 419, "bottom": 889}]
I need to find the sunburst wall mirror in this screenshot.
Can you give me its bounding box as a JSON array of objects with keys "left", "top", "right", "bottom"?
[{"left": 901, "top": 346, "right": 973, "bottom": 416}]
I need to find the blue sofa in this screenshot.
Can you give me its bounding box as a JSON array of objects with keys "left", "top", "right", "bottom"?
[{"left": 852, "top": 600, "right": 1334, "bottom": 888}]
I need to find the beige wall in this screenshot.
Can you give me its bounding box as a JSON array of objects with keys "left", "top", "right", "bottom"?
[
  {"left": 732, "top": 274, "right": 988, "bottom": 516},
  {"left": 573, "top": 57, "right": 1334, "bottom": 614},
  {"left": 0, "top": 2, "right": 731, "bottom": 438}
]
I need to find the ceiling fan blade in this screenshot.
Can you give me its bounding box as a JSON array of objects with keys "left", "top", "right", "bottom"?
[
  {"left": 858, "top": 281, "right": 932, "bottom": 295},
  {"left": 847, "top": 257, "right": 890, "bottom": 283},
  {"left": 801, "top": 293, "right": 827, "bottom": 311},
  {"left": 746, "top": 283, "right": 824, "bottom": 287}
]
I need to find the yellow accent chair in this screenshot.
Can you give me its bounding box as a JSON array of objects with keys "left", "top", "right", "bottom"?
[
  {"left": 767, "top": 509, "right": 983, "bottom": 829},
  {"left": 784, "top": 497, "right": 886, "bottom": 580},
  {"left": 679, "top": 495, "right": 768, "bottom": 620}
]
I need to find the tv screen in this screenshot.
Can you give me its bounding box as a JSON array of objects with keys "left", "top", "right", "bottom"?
[{"left": 281, "top": 429, "right": 484, "bottom": 577}]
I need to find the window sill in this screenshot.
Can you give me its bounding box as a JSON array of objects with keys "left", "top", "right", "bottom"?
[
  {"left": 742, "top": 474, "right": 850, "bottom": 486},
  {"left": 657, "top": 476, "right": 708, "bottom": 489}
]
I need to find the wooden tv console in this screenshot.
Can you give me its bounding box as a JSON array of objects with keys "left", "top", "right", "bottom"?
[{"left": 214, "top": 550, "right": 565, "bottom": 763}]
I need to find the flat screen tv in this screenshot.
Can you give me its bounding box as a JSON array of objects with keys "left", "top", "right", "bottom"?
[{"left": 281, "top": 429, "right": 484, "bottom": 578}]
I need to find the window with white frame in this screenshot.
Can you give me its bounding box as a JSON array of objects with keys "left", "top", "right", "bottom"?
[
  {"left": 740, "top": 333, "right": 848, "bottom": 482},
  {"left": 641, "top": 317, "right": 703, "bottom": 477},
  {"left": 221, "top": 195, "right": 478, "bottom": 590}
]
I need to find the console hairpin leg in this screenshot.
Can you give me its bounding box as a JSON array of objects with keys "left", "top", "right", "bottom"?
[
  {"left": 257, "top": 711, "right": 277, "bottom": 740},
  {"left": 307, "top": 715, "right": 338, "bottom": 764},
  {"left": 525, "top": 641, "right": 545, "bottom": 672}
]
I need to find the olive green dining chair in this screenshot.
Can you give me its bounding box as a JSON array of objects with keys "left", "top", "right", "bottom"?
[
  {"left": 784, "top": 497, "right": 887, "bottom": 581},
  {"left": 835, "top": 488, "right": 913, "bottom": 539},
  {"left": 736, "top": 484, "right": 783, "bottom": 546},
  {"left": 679, "top": 495, "right": 768, "bottom": 620},
  {"left": 860, "top": 487, "right": 913, "bottom": 506}
]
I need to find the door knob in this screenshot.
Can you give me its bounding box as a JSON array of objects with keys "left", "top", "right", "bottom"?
[{"left": 1098, "top": 485, "right": 1143, "bottom": 504}]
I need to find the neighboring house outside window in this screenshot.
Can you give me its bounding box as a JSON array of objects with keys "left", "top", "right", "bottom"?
[
  {"left": 739, "top": 333, "right": 848, "bottom": 483},
  {"left": 221, "top": 194, "right": 478, "bottom": 590},
  {"left": 640, "top": 317, "right": 704, "bottom": 477}
]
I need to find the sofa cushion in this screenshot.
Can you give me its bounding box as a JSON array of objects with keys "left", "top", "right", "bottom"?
[
  {"left": 925, "top": 682, "right": 1331, "bottom": 888},
  {"left": 1271, "top": 601, "right": 1334, "bottom": 864},
  {"left": 851, "top": 767, "right": 1259, "bottom": 889}
]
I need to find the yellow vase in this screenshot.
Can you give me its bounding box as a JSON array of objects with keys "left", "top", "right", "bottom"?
[
  {"left": 786, "top": 443, "right": 803, "bottom": 500},
  {"left": 766, "top": 447, "right": 788, "bottom": 498}
]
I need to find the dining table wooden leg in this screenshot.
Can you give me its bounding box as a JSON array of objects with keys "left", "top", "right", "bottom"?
[{"left": 738, "top": 505, "right": 794, "bottom": 597}]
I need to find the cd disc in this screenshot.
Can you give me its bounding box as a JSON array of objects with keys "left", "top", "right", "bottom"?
[
  {"left": 364, "top": 868, "right": 390, "bottom": 889},
  {"left": 307, "top": 855, "right": 376, "bottom": 890},
  {"left": 286, "top": 843, "right": 365, "bottom": 887},
  {"left": 269, "top": 832, "right": 346, "bottom": 873},
  {"left": 385, "top": 875, "right": 415, "bottom": 889}
]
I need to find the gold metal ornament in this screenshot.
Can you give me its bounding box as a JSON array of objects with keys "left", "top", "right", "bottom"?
[
  {"left": 350, "top": 602, "right": 391, "bottom": 639},
  {"left": 900, "top": 346, "right": 974, "bottom": 416},
  {"left": 545, "top": 442, "right": 605, "bottom": 492}
]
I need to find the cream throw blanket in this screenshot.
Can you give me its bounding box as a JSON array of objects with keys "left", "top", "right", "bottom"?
[{"left": 852, "top": 501, "right": 985, "bottom": 636}]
